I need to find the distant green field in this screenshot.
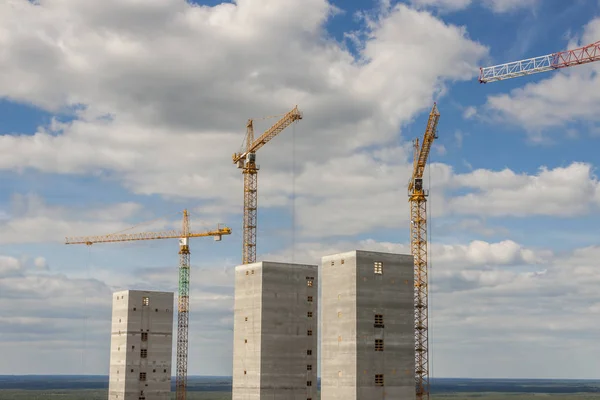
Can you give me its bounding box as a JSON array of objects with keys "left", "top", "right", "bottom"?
[{"left": 0, "top": 390, "right": 599, "bottom": 400}]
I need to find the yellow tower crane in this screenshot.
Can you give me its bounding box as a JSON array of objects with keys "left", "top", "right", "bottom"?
[
  {"left": 65, "top": 209, "right": 232, "bottom": 400},
  {"left": 408, "top": 103, "right": 440, "bottom": 400},
  {"left": 232, "top": 105, "right": 303, "bottom": 264}
]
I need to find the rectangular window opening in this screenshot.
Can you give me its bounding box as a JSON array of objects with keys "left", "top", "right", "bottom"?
[
  {"left": 307, "top": 364, "right": 312, "bottom": 371},
  {"left": 307, "top": 381, "right": 312, "bottom": 386},
  {"left": 307, "top": 349, "right": 312, "bottom": 355},
  {"left": 374, "top": 262, "right": 383, "bottom": 274},
  {"left": 140, "top": 349, "right": 148, "bottom": 358},
  {"left": 142, "top": 297, "right": 149, "bottom": 306},
  {"left": 307, "top": 330, "right": 313, "bottom": 336},
  {"left": 139, "top": 372, "right": 147, "bottom": 381},
  {"left": 307, "top": 311, "right": 313, "bottom": 318},
  {"left": 307, "top": 296, "right": 313, "bottom": 302},
  {"left": 375, "top": 374, "right": 384, "bottom": 386},
  {"left": 141, "top": 332, "right": 148, "bottom": 342},
  {"left": 375, "top": 339, "right": 384, "bottom": 352},
  {"left": 307, "top": 279, "right": 313, "bottom": 287},
  {"left": 374, "top": 314, "right": 384, "bottom": 328}
]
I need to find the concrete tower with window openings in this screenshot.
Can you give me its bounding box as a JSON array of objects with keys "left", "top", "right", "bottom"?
[
  {"left": 232, "top": 261, "right": 319, "bottom": 400},
  {"left": 108, "top": 290, "right": 174, "bottom": 400},
  {"left": 320, "top": 250, "right": 415, "bottom": 400}
]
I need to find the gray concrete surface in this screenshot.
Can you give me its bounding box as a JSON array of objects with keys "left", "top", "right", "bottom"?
[
  {"left": 321, "top": 250, "right": 415, "bottom": 400},
  {"left": 108, "top": 290, "right": 174, "bottom": 400},
  {"left": 232, "top": 261, "right": 318, "bottom": 400}
]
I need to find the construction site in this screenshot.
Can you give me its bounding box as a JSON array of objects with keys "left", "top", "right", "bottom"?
[{"left": 62, "top": 39, "right": 600, "bottom": 400}]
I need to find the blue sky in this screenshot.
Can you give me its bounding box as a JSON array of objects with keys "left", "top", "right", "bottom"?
[{"left": 0, "top": 0, "right": 600, "bottom": 379}]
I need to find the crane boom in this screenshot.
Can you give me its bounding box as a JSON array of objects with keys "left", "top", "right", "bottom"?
[
  {"left": 65, "top": 227, "right": 232, "bottom": 245},
  {"left": 232, "top": 106, "right": 303, "bottom": 163},
  {"left": 65, "top": 210, "right": 231, "bottom": 400},
  {"left": 479, "top": 40, "right": 600, "bottom": 83},
  {"left": 232, "top": 105, "right": 302, "bottom": 265},
  {"left": 409, "top": 103, "right": 440, "bottom": 400}
]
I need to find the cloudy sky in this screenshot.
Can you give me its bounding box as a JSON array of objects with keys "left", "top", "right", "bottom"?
[{"left": 1, "top": 0, "right": 600, "bottom": 379}]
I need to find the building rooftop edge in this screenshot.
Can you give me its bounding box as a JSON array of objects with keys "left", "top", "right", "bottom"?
[
  {"left": 322, "top": 249, "right": 413, "bottom": 258},
  {"left": 235, "top": 261, "right": 318, "bottom": 269}
]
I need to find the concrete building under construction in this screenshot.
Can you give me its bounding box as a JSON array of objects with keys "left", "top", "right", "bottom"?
[
  {"left": 320, "top": 250, "right": 415, "bottom": 400},
  {"left": 232, "top": 261, "right": 318, "bottom": 400},
  {"left": 108, "top": 290, "right": 174, "bottom": 400}
]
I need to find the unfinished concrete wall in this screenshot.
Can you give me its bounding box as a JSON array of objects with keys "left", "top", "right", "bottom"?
[
  {"left": 321, "top": 250, "right": 415, "bottom": 400},
  {"left": 232, "top": 261, "right": 318, "bottom": 400},
  {"left": 108, "top": 290, "right": 174, "bottom": 400}
]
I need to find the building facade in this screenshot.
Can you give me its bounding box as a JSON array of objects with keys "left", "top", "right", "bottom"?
[
  {"left": 232, "top": 261, "right": 318, "bottom": 400},
  {"left": 108, "top": 290, "right": 174, "bottom": 400},
  {"left": 321, "top": 250, "right": 415, "bottom": 400}
]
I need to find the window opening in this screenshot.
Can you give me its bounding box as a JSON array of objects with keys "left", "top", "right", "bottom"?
[
  {"left": 374, "top": 314, "right": 384, "bottom": 328},
  {"left": 142, "top": 297, "right": 149, "bottom": 306},
  {"left": 374, "top": 262, "right": 383, "bottom": 274},
  {"left": 375, "top": 339, "right": 384, "bottom": 351}
]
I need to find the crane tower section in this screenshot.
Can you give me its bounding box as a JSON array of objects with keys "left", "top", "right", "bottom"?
[
  {"left": 408, "top": 103, "right": 440, "bottom": 400},
  {"left": 232, "top": 106, "right": 303, "bottom": 265}
]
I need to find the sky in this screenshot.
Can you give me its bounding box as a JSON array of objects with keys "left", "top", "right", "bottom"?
[{"left": 0, "top": 0, "right": 599, "bottom": 380}]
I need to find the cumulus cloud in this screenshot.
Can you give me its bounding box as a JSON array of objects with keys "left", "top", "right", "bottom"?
[
  {"left": 0, "top": 0, "right": 489, "bottom": 241},
  {"left": 0, "top": 193, "right": 187, "bottom": 244},
  {"left": 448, "top": 162, "right": 600, "bottom": 217},
  {"left": 409, "top": 0, "right": 538, "bottom": 13},
  {"left": 483, "top": 17, "right": 600, "bottom": 133}
]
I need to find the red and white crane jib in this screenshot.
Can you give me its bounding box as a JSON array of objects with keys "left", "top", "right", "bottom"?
[{"left": 479, "top": 40, "right": 600, "bottom": 83}]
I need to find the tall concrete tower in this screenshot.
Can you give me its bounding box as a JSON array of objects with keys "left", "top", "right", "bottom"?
[
  {"left": 321, "top": 250, "right": 415, "bottom": 400},
  {"left": 232, "top": 261, "right": 318, "bottom": 400},
  {"left": 108, "top": 290, "right": 174, "bottom": 400}
]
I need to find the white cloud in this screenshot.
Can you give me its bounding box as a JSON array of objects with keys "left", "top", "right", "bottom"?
[
  {"left": 449, "top": 162, "right": 600, "bottom": 217},
  {"left": 0, "top": 193, "right": 179, "bottom": 244},
  {"left": 462, "top": 105, "right": 476, "bottom": 119},
  {"left": 0, "top": 0, "right": 487, "bottom": 240},
  {"left": 409, "top": 0, "right": 472, "bottom": 12},
  {"left": 483, "top": 0, "right": 539, "bottom": 14},
  {"left": 483, "top": 17, "right": 600, "bottom": 133},
  {"left": 409, "top": 0, "right": 538, "bottom": 13}
]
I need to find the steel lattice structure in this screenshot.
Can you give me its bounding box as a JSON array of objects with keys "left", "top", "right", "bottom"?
[
  {"left": 479, "top": 40, "right": 600, "bottom": 83},
  {"left": 408, "top": 103, "right": 440, "bottom": 400},
  {"left": 65, "top": 210, "right": 231, "bottom": 400},
  {"left": 232, "top": 106, "right": 303, "bottom": 264}
]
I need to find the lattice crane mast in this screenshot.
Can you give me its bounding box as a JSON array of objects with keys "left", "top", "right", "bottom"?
[
  {"left": 65, "top": 210, "right": 232, "bottom": 400},
  {"left": 408, "top": 103, "right": 440, "bottom": 400},
  {"left": 479, "top": 40, "right": 600, "bottom": 83},
  {"left": 232, "top": 105, "right": 303, "bottom": 265}
]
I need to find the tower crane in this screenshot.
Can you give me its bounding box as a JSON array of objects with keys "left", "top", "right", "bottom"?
[
  {"left": 65, "top": 209, "right": 232, "bottom": 400},
  {"left": 408, "top": 103, "right": 440, "bottom": 400},
  {"left": 479, "top": 40, "right": 600, "bottom": 83},
  {"left": 232, "top": 105, "right": 303, "bottom": 265}
]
